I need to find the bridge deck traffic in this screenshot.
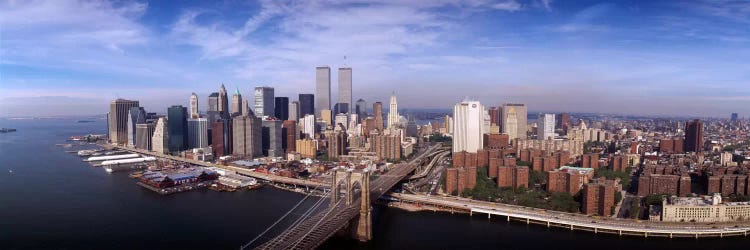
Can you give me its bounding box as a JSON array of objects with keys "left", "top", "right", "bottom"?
[{"left": 252, "top": 144, "right": 443, "bottom": 249}]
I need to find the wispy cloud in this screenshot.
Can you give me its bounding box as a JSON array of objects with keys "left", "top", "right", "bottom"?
[
  {"left": 683, "top": 0, "right": 750, "bottom": 23},
  {"left": 491, "top": 0, "right": 522, "bottom": 11},
  {"left": 2, "top": 0, "right": 750, "bottom": 117},
  {"left": 556, "top": 3, "right": 613, "bottom": 33}
]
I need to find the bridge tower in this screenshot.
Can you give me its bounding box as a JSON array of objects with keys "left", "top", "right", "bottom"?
[{"left": 330, "top": 168, "right": 372, "bottom": 241}]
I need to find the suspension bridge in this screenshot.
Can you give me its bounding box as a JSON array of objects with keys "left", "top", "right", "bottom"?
[{"left": 244, "top": 143, "right": 443, "bottom": 249}]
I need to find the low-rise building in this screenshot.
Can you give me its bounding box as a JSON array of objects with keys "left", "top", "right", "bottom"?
[{"left": 657, "top": 194, "right": 750, "bottom": 223}]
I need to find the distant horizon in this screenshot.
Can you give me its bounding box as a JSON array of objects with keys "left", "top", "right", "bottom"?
[
  {"left": 2, "top": 1, "right": 749, "bottom": 117},
  {"left": 0, "top": 105, "right": 740, "bottom": 121}
]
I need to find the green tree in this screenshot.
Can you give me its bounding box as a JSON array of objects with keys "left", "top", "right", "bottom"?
[
  {"left": 528, "top": 170, "right": 547, "bottom": 185},
  {"left": 516, "top": 160, "right": 532, "bottom": 166},
  {"left": 594, "top": 168, "right": 632, "bottom": 190},
  {"left": 645, "top": 194, "right": 667, "bottom": 206},
  {"left": 549, "top": 192, "right": 580, "bottom": 213},
  {"left": 467, "top": 166, "right": 499, "bottom": 201},
  {"left": 614, "top": 191, "right": 622, "bottom": 204}
]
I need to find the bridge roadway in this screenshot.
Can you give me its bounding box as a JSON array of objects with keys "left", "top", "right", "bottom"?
[
  {"left": 112, "top": 146, "right": 327, "bottom": 188},
  {"left": 389, "top": 193, "right": 750, "bottom": 238},
  {"left": 409, "top": 150, "right": 450, "bottom": 180},
  {"left": 253, "top": 143, "right": 443, "bottom": 249}
]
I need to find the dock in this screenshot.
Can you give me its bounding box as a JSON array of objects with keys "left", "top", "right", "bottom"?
[{"left": 113, "top": 146, "right": 328, "bottom": 188}]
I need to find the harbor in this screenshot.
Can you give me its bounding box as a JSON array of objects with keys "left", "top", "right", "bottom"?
[{"left": 71, "top": 143, "right": 265, "bottom": 195}]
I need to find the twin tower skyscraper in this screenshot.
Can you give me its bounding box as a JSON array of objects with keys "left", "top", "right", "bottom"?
[{"left": 315, "top": 66, "right": 352, "bottom": 117}]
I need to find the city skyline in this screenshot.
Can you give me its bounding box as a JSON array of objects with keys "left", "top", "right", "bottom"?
[
  {"left": 2, "top": 0, "right": 750, "bottom": 117},
  {"left": 7, "top": 1, "right": 750, "bottom": 248}
]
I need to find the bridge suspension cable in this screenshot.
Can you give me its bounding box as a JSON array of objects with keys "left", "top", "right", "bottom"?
[
  {"left": 288, "top": 196, "right": 348, "bottom": 249},
  {"left": 239, "top": 185, "right": 327, "bottom": 250}
]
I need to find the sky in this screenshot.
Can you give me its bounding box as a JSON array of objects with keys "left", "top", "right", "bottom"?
[{"left": 1, "top": 0, "right": 749, "bottom": 117}]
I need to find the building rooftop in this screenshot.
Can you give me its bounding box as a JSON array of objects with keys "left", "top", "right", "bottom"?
[
  {"left": 669, "top": 196, "right": 712, "bottom": 206},
  {"left": 559, "top": 166, "right": 594, "bottom": 172}
]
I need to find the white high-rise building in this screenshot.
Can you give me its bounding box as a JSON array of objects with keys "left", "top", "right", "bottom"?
[
  {"left": 502, "top": 103, "right": 527, "bottom": 140},
  {"left": 254, "top": 86, "right": 274, "bottom": 117},
  {"left": 289, "top": 101, "right": 300, "bottom": 121},
  {"left": 187, "top": 118, "right": 209, "bottom": 149},
  {"left": 338, "top": 67, "right": 352, "bottom": 114},
  {"left": 538, "top": 113, "right": 556, "bottom": 140},
  {"left": 301, "top": 114, "right": 316, "bottom": 139},
  {"left": 452, "top": 101, "right": 485, "bottom": 153},
  {"left": 348, "top": 114, "right": 359, "bottom": 135},
  {"left": 335, "top": 113, "right": 349, "bottom": 130},
  {"left": 315, "top": 66, "right": 331, "bottom": 117},
  {"left": 190, "top": 93, "right": 199, "bottom": 119},
  {"left": 387, "top": 91, "right": 399, "bottom": 128},
  {"left": 445, "top": 115, "right": 452, "bottom": 135},
  {"left": 151, "top": 117, "right": 169, "bottom": 154},
  {"left": 505, "top": 109, "right": 518, "bottom": 140}
]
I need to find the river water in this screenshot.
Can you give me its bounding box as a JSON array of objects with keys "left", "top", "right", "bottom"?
[{"left": 1, "top": 118, "right": 747, "bottom": 249}]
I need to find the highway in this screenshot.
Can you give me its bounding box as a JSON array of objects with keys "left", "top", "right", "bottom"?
[{"left": 389, "top": 193, "right": 750, "bottom": 238}]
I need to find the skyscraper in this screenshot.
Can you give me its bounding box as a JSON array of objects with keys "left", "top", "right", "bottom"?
[
  {"left": 282, "top": 120, "right": 297, "bottom": 154},
  {"left": 151, "top": 117, "right": 169, "bottom": 154},
  {"left": 274, "top": 97, "right": 289, "bottom": 120},
  {"left": 187, "top": 117, "right": 209, "bottom": 149},
  {"left": 242, "top": 99, "right": 250, "bottom": 117},
  {"left": 504, "top": 109, "right": 518, "bottom": 140},
  {"left": 232, "top": 88, "right": 243, "bottom": 117},
  {"left": 315, "top": 66, "right": 331, "bottom": 117},
  {"left": 300, "top": 114, "right": 315, "bottom": 139},
  {"left": 127, "top": 107, "right": 146, "bottom": 147},
  {"left": 254, "top": 86, "right": 274, "bottom": 117},
  {"left": 189, "top": 93, "right": 199, "bottom": 119},
  {"left": 387, "top": 92, "right": 399, "bottom": 128},
  {"left": 211, "top": 118, "right": 232, "bottom": 157},
  {"left": 502, "top": 103, "right": 527, "bottom": 140},
  {"left": 299, "top": 94, "right": 314, "bottom": 117},
  {"left": 233, "top": 115, "right": 262, "bottom": 157},
  {"left": 207, "top": 92, "right": 219, "bottom": 112},
  {"left": 558, "top": 113, "right": 571, "bottom": 133},
  {"left": 135, "top": 122, "right": 155, "bottom": 151},
  {"left": 338, "top": 67, "right": 352, "bottom": 114},
  {"left": 453, "top": 101, "right": 485, "bottom": 153},
  {"left": 262, "top": 119, "right": 283, "bottom": 157},
  {"left": 355, "top": 98, "right": 367, "bottom": 120},
  {"left": 335, "top": 113, "right": 349, "bottom": 130},
  {"left": 333, "top": 103, "right": 349, "bottom": 115},
  {"left": 373, "top": 102, "right": 384, "bottom": 131},
  {"left": 489, "top": 107, "right": 501, "bottom": 126},
  {"left": 406, "top": 118, "right": 418, "bottom": 137},
  {"left": 218, "top": 84, "right": 230, "bottom": 118},
  {"left": 538, "top": 113, "right": 556, "bottom": 140},
  {"left": 108, "top": 99, "right": 140, "bottom": 145},
  {"left": 731, "top": 113, "right": 739, "bottom": 121},
  {"left": 207, "top": 92, "right": 220, "bottom": 123},
  {"left": 321, "top": 109, "right": 332, "bottom": 129},
  {"left": 167, "top": 105, "right": 188, "bottom": 153},
  {"left": 289, "top": 101, "right": 300, "bottom": 122},
  {"left": 685, "top": 119, "right": 704, "bottom": 152}
]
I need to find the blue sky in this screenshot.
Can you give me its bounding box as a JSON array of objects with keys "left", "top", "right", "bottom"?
[{"left": 1, "top": 0, "right": 749, "bottom": 117}]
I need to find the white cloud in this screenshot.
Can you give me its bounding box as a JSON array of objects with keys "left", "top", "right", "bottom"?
[
  {"left": 0, "top": 0, "right": 149, "bottom": 53},
  {"left": 491, "top": 0, "right": 522, "bottom": 11}
]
